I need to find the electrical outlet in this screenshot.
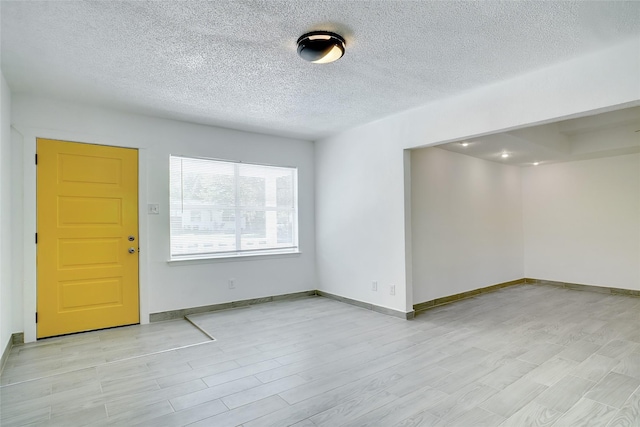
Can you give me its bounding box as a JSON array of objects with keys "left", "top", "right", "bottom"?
[
  {"left": 389, "top": 284, "right": 396, "bottom": 296},
  {"left": 228, "top": 278, "right": 236, "bottom": 289},
  {"left": 372, "top": 281, "right": 378, "bottom": 291}
]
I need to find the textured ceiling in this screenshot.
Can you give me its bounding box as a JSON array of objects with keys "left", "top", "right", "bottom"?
[
  {"left": 437, "top": 106, "right": 640, "bottom": 167},
  {"left": 2, "top": 1, "right": 640, "bottom": 140}
]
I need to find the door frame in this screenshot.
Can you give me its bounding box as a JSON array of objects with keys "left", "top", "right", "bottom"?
[{"left": 18, "top": 127, "right": 150, "bottom": 343}]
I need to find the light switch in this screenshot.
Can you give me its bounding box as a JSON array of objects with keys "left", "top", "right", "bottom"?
[{"left": 148, "top": 204, "right": 160, "bottom": 215}]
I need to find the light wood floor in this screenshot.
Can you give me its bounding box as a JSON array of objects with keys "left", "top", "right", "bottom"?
[{"left": 1, "top": 284, "right": 639, "bottom": 426}]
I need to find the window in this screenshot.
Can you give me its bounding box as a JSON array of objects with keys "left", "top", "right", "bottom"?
[{"left": 170, "top": 156, "right": 298, "bottom": 259}]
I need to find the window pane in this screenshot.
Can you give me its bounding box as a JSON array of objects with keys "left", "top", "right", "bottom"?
[
  {"left": 239, "top": 175, "right": 265, "bottom": 207},
  {"left": 170, "top": 155, "right": 298, "bottom": 258},
  {"left": 239, "top": 164, "right": 294, "bottom": 208},
  {"left": 181, "top": 157, "right": 234, "bottom": 206},
  {"left": 171, "top": 208, "right": 237, "bottom": 255},
  {"left": 277, "top": 210, "right": 294, "bottom": 244},
  {"left": 240, "top": 210, "right": 266, "bottom": 250},
  {"left": 239, "top": 210, "right": 294, "bottom": 250},
  {"left": 170, "top": 156, "right": 183, "bottom": 208},
  {"left": 276, "top": 173, "right": 293, "bottom": 208}
]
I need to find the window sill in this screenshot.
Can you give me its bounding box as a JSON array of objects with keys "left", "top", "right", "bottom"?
[{"left": 167, "top": 250, "right": 301, "bottom": 265}]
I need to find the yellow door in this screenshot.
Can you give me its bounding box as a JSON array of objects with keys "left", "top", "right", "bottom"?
[{"left": 37, "top": 138, "right": 139, "bottom": 338}]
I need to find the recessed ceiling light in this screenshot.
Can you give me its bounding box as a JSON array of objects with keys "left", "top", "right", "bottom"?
[
  {"left": 533, "top": 162, "right": 539, "bottom": 166},
  {"left": 501, "top": 153, "right": 509, "bottom": 158},
  {"left": 297, "top": 31, "right": 346, "bottom": 64},
  {"left": 461, "top": 142, "right": 469, "bottom": 147}
]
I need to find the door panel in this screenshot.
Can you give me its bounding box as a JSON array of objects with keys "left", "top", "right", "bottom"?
[{"left": 37, "top": 138, "right": 139, "bottom": 338}]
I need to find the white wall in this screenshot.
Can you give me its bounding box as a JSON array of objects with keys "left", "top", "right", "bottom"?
[
  {"left": 411, "top": 148, "right": 523, "bottom": 303},
  {"left": 11, "top": 127, "right": 23, "bottom": 337},
  {"left": 12, "top": 95, "right": 316, "bottom": 342},
  {"left": 315, "top": 39, "right": 639, "bottom": 313},
  {"left": 523, "top": 153, "right": 640, "bottom": 290},
  {"left": 315, "top": 126, "right": 409, "bottom": 312},
  {"left": 1, "top": 72, "right": 13, "bottom": 352}
]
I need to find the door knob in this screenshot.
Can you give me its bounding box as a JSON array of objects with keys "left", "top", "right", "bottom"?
[
  {"left": 128, "top": 247, "right": 136, "bottom": 254},
  {"left": 128, "top": 235, "right": 135, "bottom": 241}
]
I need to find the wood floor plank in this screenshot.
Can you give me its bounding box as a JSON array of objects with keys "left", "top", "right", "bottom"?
[
  {"left": 479, "top": 377, "right": 548, "bottom": 418},
  {"left": 552, "top": 398, "right": 618, "bottom": 427},
  {"left": 584, "top": 372, "right": 640, "bottom": 408},
  {"left": 136, "top": 399, "right": 228, "bottom": 427},
  {"left": 571, "top": 353, "right": 621, "bottom": 382},
  {"left": 607, "top": 387, "right": 640, "bottom": 427},
  {"left": 430, "top": 363, "right": 496, "bottom": 395},
  {"left": 170, "top": 376, "right": 262, "bottom": 411},
  {"left": 155, "top": 360, "right": 240, "bottom": 389},
  {"left": 343, "top": 385, "right": 448, "bottom": 427},
  {"left": 556, "top": 340, "right": 601, "bottom": 362},
  {"left": 104, "top": 400, "right": 174, "bottom": 426},
  {"left": 0, "top": 407, "right": 51, "bottom": 427},
  {"left": 597, "top": 340, "right": 639, "bottom": 359},
  {"left": 105, "top": 378, "right": 207, "bottom": 415},
  {"left": 221, "top": 374, "right": 308, "bottom": 409},
  {"left": 188, "top": 395, "right": 289, "bottom": 427},
  {"left": 392, "top": 410, "right": 441, "bottom": 427},
  {"left": 478, "top": 358, "right": 538, "bottom": 389},
  {"left": 0, "top": 379, "right": 51, "bottom": 405},
  {"left": 534, "top": 374, "right": 595, "bottom": 412},
  {"left": 613, "top": 354, "right": 640, "bottom": 380},
  {"left": 29, "top": 405, "right": 108, "bottom": 427},
  {"left": 385, "top": 366, "right": 451, "bottom": 397},
  {"left": 289, "top": 419, "right": 317, "bottom": 427},
  {"left": 522, "top": 357, "right": 578, "bottom": 386},
  {"left": 435, "top": 406, "right": 505, "bottom": 427},
  {"left": 201, "top": 359, "right": 281, "bottom": 387},
  {"left": 424, "top": 381, "right": 498, "bottom": 422},
  {"left": 499, "top": 401, "right": 562, "bottom": 427},
  {"left": 1, "top": 382, "right": 102, "bottom": 421},
  {"left": 310, "top": 390, "right": 399, "bottom": 426},
  {"left": 246, "top": 368, "right": 406, "bottom": 427},
  {"left": 517, "top": 342, "right": 565, "bottom": 365}
]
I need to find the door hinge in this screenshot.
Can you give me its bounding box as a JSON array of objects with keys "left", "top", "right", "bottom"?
[
  {"left": 35, "top": 154, "right": 38, "bottom": 165},
  {"left": 35, "top": 312, "right": 38, "bottom": 323},
  {"left": 35, "top": 233, "right": 38, "bottom": 244}
]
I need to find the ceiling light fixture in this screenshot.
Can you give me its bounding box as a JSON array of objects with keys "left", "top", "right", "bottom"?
[
  {"left": 533, "top": 162, "right": 540, "bottom": 166},
  {"left": 461, "top": 142, "right": 469, "bottom": 147},
  {"left": 297, "top": 31, "right": 346, "bottom": 64},
  {"left": 501, "top": 153, "right": 509, "bottom": 158}
]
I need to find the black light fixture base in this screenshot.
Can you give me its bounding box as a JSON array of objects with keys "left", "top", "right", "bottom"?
[{"left": 297, "top": 31, "right": 346, "bottom": 64}]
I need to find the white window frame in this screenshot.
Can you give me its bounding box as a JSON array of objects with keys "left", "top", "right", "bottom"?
[{"left": 169, "top": 155, "right": 299, "bottom": 261}]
